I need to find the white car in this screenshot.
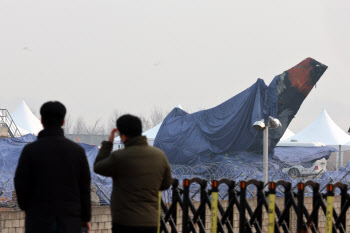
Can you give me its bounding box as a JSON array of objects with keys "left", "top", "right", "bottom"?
[{"left": 282, "top": 158, "right": 327, "bottom": 178}]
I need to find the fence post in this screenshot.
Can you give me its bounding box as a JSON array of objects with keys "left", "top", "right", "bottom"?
[
  {"left": 210, "top": 180, "right": 219, "bottom": 233},
  {"left": 183, "top": 179, "right": 190, "bottom": 233},
  {"left": 171, "top": 179, "right": 179, "bottom": 233},
  {"left": 284, "top": 182, "right": 292, "bottom": 231},
  {"left": 340, "top": 184, "right": 348, "bottom": 232},
  {"left": 239, "top": 181, "right": 247, "bottom": 233},
  {"left": 268, "top": 182, "right": 276, "bottom": 233},
  {"left": 200, "top": 180, "right": 207, "bottom": 233},
  {"left": 297, "top": 182, "right": 305, "bottom": 232},
  {"left": 257, "top": 181, "right": 264, "bottom": 229},
  {"left": 312, "top": 183, "right": 320, "bottom": 233},
  {"left": 326, "top": 184, "right": 334, "bottom": 233},
  {"left": 228, "top": 181, "right": 235, "bottom": 229}
]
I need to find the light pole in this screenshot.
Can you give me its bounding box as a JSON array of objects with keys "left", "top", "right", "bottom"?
[{"left": 253, "top": 116, "right": 282, "bottom": 188}]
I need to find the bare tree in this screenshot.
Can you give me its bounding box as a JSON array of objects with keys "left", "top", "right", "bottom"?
[
  {"left": 139, "top": 115, "right": 151, "bottom": 131},
  {"left": 108, "top": 109, "right": 123, "bottom": 130},
  {"left": 150, "top": 107, "right": 164, "bottom": 127},
  {"left": 72, "top": 116, "right": 88, "bottom": 134},
  {"left": 108, "top": 109, "right": 152, "bottom": 131},
  {"left": 63, "top": 114, "right": 72, "bottom": 134},
  {"left": 86, "top": 118, "right": 105, "bottom": 135},
  {"left": 72, "top": 116, "right": 106, "bottom": 135}
]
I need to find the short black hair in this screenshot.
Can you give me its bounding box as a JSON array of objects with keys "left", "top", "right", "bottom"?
[
  {"left": 40, "top": 101, "right": 66, "bottom": 128},
  {"left": 116, "top": 114, "right": 142, "bottom": 137}
]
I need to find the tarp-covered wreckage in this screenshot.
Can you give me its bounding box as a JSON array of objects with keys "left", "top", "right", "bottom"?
[
  {"left": 0, "top": 57, "right": 335, "bottom": 203},
  {"left": 154, "top": 57, "right": 330, "bottom": 168}
]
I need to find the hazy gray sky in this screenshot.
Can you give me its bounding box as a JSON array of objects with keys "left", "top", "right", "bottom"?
[{"left": 1, "top": 0, "right": 349, "bottom": 132}]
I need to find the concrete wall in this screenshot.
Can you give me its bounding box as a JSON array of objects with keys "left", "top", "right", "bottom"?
[
  {"left": 0, "top": 207, "right": 112, "bottom": 233},
  {"left": 1, "top": 196, "right": 350, "bottom": 233},
  {"left": 65, "top": 134, "right": 108, "bottom": 146}
]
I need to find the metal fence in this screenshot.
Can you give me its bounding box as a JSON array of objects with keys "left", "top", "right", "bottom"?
[{"left": 159, "top": 178, "right": 349, "bottom": 233}]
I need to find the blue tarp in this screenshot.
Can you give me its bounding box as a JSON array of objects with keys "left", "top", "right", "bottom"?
[
  {"left": 0, "top": 135, "right": 37, "bottom": 202},
  {"left": 79, "top": 143, "right": 112, "bottom": 205},
  {"left": 0, "top": 135, "right": 33, "bottom": 172},
  {"left": 0, "top": 134, "right": 342, "bottom": 203},
  {"left": 0, "top": 135, "right": 113, "bottom": 204},
  {"left": 154, "top": 78, "right": 278, "bottom": 166}
]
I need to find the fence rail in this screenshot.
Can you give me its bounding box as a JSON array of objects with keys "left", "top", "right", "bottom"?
[{"left": 159, "top": 178, "right": 350, "bottom": 233}]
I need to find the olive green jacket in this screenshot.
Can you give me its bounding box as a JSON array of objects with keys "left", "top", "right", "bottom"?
[{"left": 93, "top": 136, "right": 172, "bottom": 227}]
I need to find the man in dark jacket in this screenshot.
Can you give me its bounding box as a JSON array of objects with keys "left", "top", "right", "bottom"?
[
  {"left": 14, "top": 101, "right": 91, "bottom": 233},
  {"left": 94, "top": 114, "right": 172, "bottom": 233}
]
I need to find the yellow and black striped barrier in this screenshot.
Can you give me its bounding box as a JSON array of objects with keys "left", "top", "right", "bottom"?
[
  {"left": 326, "top": 184, "right": 334, "bottom": 233},
  {"left": 268, "top": 182, "right": 276, "bottom": 233},
  {"left": 210, "top": 180, "right": 219, "bottom": 233}
]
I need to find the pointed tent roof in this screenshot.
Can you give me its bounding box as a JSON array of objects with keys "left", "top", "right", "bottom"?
[
  {"left": 142, "top": 123, "right": 162, "bottom": 139},
  {"left": 280, "top": 128, "right": 295, "bottom": 142},
  {"left": 287, "top": 109, "right": 350, "bottom": 146},
  {"left": 11, "top": 100, "right": 43, "bottom": 135}
]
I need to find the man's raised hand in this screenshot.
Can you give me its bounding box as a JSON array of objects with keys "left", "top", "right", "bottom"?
[{"left": 108, "top": 128, "right": 118, "bottom": 142}]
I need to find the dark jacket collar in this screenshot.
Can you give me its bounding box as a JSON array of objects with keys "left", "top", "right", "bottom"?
[
  {"left": 38, "top": 127, "right": 64, "bottom": 139},
  {"left": 124, "top": 136, "right": 148, "bottom": 147}
]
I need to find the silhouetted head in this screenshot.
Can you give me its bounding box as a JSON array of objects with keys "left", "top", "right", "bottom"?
[
  {"left": 116, "top": 114, "right": 142, "bottom": 138},
  {"left": 40, "top": 101, "right": 66, "bottom": 128}
]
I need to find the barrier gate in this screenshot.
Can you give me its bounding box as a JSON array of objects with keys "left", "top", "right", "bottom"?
[{"left": 159, "top": 178, "right": 350, "bottom": 233}]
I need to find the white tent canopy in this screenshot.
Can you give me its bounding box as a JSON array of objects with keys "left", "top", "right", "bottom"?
[
  {"left": 287, "top": 109, "right": 350, "bottom": 146},
  {"left": 17, "top": 126, "right": 31, "bottom": 136},
  {"left": 279, "top": 128, "right": 295, "bottom": 142},
  {"left": 286, "top": 108, "right": 350, "bottom": 168},
  {"left": 11, "top": 100, "right": 43, "bottom": 135},
  {"left": 144, "top": 123, "right": 162, "bottom": 139},
  {"left": 277, "top": 128, "right": 329, "bottom": 147}
]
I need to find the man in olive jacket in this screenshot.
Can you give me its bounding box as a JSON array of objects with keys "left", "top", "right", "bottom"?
[
  {"left": 14, "top": 101, "right": 91, "bottom": 233},
  {"left": 94, "top": 114, "right": 172, "bottom": 233}
]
